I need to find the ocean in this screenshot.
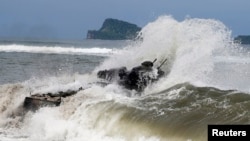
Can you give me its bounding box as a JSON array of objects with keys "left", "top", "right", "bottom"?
[{"left": 0, "top": 16, "right": 250, "bottom": 141}]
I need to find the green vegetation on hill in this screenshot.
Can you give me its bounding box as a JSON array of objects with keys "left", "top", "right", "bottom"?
[{"left": 87, "top": 18, "right": 141, "bottom": 40}]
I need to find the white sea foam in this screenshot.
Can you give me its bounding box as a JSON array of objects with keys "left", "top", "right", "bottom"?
[
  {"left": 0, "top": 44, "right": 114, "bottom": 55},
  {"left": 97, "top": 15, "right": 250, "bottom": 93}
]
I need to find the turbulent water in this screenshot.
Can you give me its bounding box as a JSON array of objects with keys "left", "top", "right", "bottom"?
[{"left": 0, "top": 16, "right": 250, "bottom": 141}]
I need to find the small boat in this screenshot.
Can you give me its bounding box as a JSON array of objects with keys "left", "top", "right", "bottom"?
[
  {"left": 23, "top": 95, "right": 61, "bottom": 111},
  {"left": 23, "top": 88, "right": 82, "bottom": 111}
]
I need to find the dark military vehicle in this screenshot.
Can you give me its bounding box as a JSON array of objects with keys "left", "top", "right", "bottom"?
[
  {"left": 97, "top": 59, "right": 166, "bottom": 92},
  {"left": 23, "top": 59, "right": 167, "bottom": 111}
]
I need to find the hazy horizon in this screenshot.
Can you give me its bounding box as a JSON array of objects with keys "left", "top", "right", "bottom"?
[{"left": 1, "top": 0, "right": 250, "bottom": 40}]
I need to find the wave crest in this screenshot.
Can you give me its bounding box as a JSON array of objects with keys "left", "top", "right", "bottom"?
[{"left": 0, "top": 44, "right": 113, "bottom": 55}]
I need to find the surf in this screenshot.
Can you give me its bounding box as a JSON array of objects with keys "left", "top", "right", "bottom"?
[{"left": 0, "top": 44, "right": 114, "bottom": 56}]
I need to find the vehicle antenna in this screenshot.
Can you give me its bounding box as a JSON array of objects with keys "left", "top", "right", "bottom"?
[
  {"left": 157, "top": 58, "right": 168, "bottom": 69},
  {"left": 152, "top": 58, "right": 157, "bottom": 64}
]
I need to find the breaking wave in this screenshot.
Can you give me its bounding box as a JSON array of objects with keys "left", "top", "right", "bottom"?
[{"left": 0, "top": 44, "right": 114, "bottom": 55}]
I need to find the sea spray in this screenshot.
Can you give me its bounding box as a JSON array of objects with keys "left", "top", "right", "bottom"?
[
  {"left": 97, "top": 16, "right": 238, "bottom": 94},
  {"left": 0, "top": 83, "right": 28, "bottom": 128}
]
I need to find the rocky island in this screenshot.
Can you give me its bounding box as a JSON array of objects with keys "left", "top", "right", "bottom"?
[
  {"left": 87, "top": 18, "right": 141, "bottom": 40},
  {"left": 234, "top": 35, "right": 250, "bottom": 44}
]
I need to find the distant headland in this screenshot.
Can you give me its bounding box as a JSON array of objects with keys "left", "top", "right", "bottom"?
[
  {"left": 87, "top": 18, "right": 141, "bottom": 40},
  {"left": 86, "top": 18, "right": 250, "bottom": 44},
  {"left": 234, "top": 35, "right": 250, "bottom": 44}
]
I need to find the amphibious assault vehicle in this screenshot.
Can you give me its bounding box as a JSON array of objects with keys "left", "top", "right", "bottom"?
[{"left": 23, "top": 59, "right": 167, "bottom": 111}]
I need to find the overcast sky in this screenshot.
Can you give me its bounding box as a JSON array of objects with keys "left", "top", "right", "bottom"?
[{"left": 0, "top": 0, "right": 249, "bottom": 40}]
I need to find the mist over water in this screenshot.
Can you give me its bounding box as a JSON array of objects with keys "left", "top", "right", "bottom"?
[
  {"left": 99, "top": 16, "right": 250, "bottom": 93},
  {"left": 0, "top": 16, "right": 250, "bottom": 141}
]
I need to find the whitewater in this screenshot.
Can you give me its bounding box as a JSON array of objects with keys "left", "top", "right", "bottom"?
[{"left": 0, "top": 16, "right": 250, "bottom": 141}]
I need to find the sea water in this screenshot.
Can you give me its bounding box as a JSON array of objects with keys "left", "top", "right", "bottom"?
[{"left": 0, "top": 16, "right": 250, "bottom": 141}]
